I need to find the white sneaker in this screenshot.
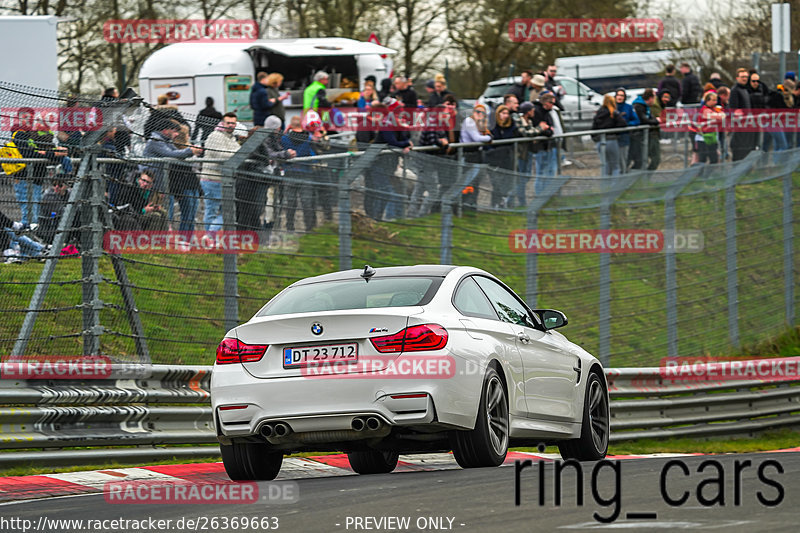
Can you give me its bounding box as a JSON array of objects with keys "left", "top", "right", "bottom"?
[
  {"left": 28, "top": 223, "right": 39, "bottom": 232},
  {"left": 12, "top": 221, "right": 24, "bottom": 232}
]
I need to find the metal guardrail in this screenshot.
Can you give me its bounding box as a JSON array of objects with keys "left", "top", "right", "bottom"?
[
  {"left": 1, "top": 358, "right": 799, "bottom": 466},
  {"left": 607, "top": 361, "right": 800, "bottom": 442},
  {"left": 0, "top": 365, "right": 215, "bottom": 465}
]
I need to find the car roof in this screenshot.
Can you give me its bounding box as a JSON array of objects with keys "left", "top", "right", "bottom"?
[
  {"left": 292, "top": 264, "right": 460, "bottom": 286},
  {"left": 486, "top": 74, "right": 578, "bottom": 87}
]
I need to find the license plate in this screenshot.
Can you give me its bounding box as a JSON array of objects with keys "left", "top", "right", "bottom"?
[{"left": 283, "top": 343, "right": 358, "bottom": 368}]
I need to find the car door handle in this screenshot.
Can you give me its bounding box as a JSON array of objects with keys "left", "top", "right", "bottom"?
[{"left": 517, "top": 332, "right": 531, "bottom": 344}]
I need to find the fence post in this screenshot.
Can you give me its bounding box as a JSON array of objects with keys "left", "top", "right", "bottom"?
[
  {"left": 683, "top": 133, "right": 689, "bottom": 167},
  {"left": 784, "top": 172, "right": 795, "bottom": 325},
  {"left": 83, "top": 158, "right": 107, "bottom": 355},
  {"left": 641, "top": 127, "right": 649, "bottom": 170},
  {"left": 439, "top": 147, "right": 461, "bottom": 265},
  {"left": 218, "top": 129, "right": 285, "bottom": 333},
  {"left": 600, "top": 133, "right": 607, "bottom": 175},
  {"left": 339, "top": 157, "right": 352, "bottom": 271},
  {"left": 440, "top": 200, "right": 453, "bottom": 265},
  {"left": 525, "top": 211, "right": 539, "bottom": 307},
  {"left": 555, "top": 138, "right": 562, "bottom": 175},
  {"left": 525, "top": 175, "right": 570, "bottom": 307},
  {"left": 221, "top": 172, "right": 238, "bottom": 332},
  {"left": 598, "top": 206, "right": 611, "bottom": 365},
  {"left": 725, "top": 177, "right": 740, "bottom": 348},
  {"left": 664, "top": 166, "right": 703, "bottom": 357},
  {"left": 597, "top": 173, "right": 641, "bottom": 366}
]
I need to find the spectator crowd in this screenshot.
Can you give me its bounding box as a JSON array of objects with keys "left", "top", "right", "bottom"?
[{"left": 3, "top": 61, "right": 800, "bottom": 262}]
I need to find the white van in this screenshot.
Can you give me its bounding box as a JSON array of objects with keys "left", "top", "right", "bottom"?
[{"left": 138, "top": 38, "right": 396, "bottom": 123}]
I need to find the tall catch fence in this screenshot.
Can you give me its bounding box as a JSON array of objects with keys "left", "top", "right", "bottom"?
[{"left": 1, "top": 82, "right": 798, "bottom": 368}]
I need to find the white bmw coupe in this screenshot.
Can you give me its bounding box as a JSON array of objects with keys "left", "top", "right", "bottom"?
[{"left": 211, "top": 265, "right": 609, "bottom": 480}]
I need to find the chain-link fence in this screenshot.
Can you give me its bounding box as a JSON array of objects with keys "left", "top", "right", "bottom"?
[{"left": 1, "top": 81, "right": 798, "bottom": 368}]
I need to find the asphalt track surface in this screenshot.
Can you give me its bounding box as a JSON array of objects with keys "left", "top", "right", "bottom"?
[{"left": 2, "top": 452, "right": 799, "bottom": 533}]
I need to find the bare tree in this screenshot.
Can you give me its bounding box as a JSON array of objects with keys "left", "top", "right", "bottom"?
[{"left": 382, "top": 0, "right": 448, "bottom": 78}]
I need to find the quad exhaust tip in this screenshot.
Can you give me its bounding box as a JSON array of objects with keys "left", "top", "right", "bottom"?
[
  {"left": 260, "top": 422, "right": 292, "bottom": 438},
  {"left": 351, "top": 416, "right": 383, "bottom": 431}
]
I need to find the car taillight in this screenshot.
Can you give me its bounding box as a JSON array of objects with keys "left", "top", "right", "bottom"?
[
  {"left": 216, "top": 338, "right": 268, "bottom": 364},
  {"left": 370, "top": 324, "right": 448, "bottom": 353}
]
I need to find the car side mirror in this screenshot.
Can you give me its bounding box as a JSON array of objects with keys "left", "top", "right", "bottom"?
[{"left": 536, "top": 309, "right": 568, "bottom": 330}]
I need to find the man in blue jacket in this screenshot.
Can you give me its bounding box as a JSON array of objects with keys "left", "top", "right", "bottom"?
[{"left": 250, "top": 73, "right": 272, "bottom": 127}]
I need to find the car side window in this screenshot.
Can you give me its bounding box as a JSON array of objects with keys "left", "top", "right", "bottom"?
[
  {"left": 473, "top": 276, "right": 536, "bottom": 329},
  {"left": 453, "top": 277, "right": 498, "bottom": 320}
]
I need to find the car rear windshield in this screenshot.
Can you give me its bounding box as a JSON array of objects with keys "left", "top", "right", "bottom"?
[{"left": 256, "top": 277, "right": 443, "bottom": 316}]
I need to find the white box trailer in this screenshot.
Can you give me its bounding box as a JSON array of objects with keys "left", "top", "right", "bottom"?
[
  {"left": 556, "top": 49, "right": 705, "bottom": 94},
  {"left": 0, "top": 15, "right": 59, "bottom": 92},
  {"left": 138, "top": 38, "right": 396, "bottom": 123}
]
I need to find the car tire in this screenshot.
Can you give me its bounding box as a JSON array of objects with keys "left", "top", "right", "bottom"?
[
  {"left": 559, "top": 371, "right": 609, "bottom": 461},
  {"left": 220, "top": 442, "right": 283, "bottom": 481},
  {"left": 347, "top": 450, "right": 399, "bottom": 475},
  {"left": 451, "top": 366, "right": 509, "bottom": 468}
]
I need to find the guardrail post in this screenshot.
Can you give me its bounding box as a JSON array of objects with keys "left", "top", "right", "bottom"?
[
  {"left": 784, "top": 171, "right": 795, "bottom": 325},
  {"left": 339, "top": 157, "right": 352, "bottom": 270}
]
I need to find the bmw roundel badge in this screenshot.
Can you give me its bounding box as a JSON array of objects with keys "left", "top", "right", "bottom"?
[{"left": 311, "top": 322, "right": 323, "bottom": 335}]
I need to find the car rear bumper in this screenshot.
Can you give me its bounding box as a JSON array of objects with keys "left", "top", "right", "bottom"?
[{"left": 211, "top": 355, "right": 482, "bottom": 440}]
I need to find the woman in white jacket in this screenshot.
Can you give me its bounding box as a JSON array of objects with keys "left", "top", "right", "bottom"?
[
  {"left": 201, "top": 113, "right": 242, "bottom": 232},
  {"left": 459, "top": 104, "right": 493, "bottom": 210}
]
